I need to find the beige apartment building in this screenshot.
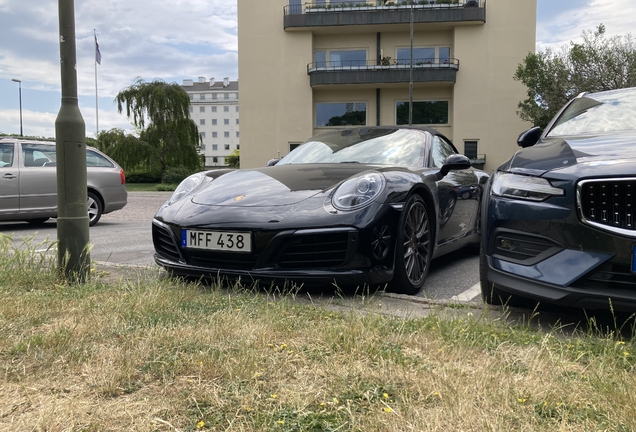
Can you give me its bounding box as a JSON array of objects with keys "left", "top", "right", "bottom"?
[{"left": 237, "top": 0, "right": 536, "bottom": 171}]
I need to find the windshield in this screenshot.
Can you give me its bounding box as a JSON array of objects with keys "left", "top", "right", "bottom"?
[
  {"left": 277, "top": 128, "right": 427, "bottom": 166},
  {"left": 547, "top": 87, "right": 636, "bottom": 137}
]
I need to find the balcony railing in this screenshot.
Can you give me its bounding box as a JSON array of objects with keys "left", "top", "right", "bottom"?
[
  {"left": 307, "top": 58, "right": 459, "bottom": 86},
  {"left": 286, "top": 0, "right": 482, "bottom": 14}
]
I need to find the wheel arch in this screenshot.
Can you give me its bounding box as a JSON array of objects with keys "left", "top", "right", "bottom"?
[{"left": 87, "top": 187, "right": 104, "bottom": 210}]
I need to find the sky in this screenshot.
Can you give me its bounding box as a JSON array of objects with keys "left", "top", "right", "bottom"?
[{"left": 0, "top": 0, "right": 634, "bottom": 139}]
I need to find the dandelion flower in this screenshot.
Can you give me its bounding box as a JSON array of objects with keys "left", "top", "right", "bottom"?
[
  {"left": 518, "top": 398, "right": 527, "bottom": 403},
  {"left": 623, "top": 351, "right": 630, "bottom": 356},
  {"left": 332, "top": 397, "right": 339, "bottom": 404},
  {"left": 271, "top": 394, "right": 278, "bottom": 399},
  {"left": 196, "top": 420, "right": 205, "bottom": 429},
  {"left": 280, "top": 343, "right": 288, "bottom": 350},
  {"left": 277, "top": 420, "right": 285, "bottom": 425},
  {"left": 383, "top": 407, "right": 393, "bottom": 413},
  {"left": 320, "top": 402, "right": 327, "bottom": 407},
  {"left": 617, "top": 341, "right": 626, "bottom": 345},
  {"left": 383, "top": 393, "right": 389, "bottom": 399}
]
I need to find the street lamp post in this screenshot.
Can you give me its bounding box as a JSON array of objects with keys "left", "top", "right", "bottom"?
[{"left": 11, "top": 78, "right": 23, "bottom": 137}]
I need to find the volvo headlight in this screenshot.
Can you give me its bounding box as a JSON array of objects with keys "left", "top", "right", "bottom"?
[
  {"left": 492, "top": 172, "right": 564, "bottom": 201},
  {"left": 169, "top": 172, "right": 209, "bottom": 205},
  {"left": 332, "top": 171, "right": 386, "bottom": 211}
]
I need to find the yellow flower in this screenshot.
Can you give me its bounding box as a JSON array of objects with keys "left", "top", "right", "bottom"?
[
  {"left": 236, "top": 307, "right": 241, "bottom": 311},
  {"left": 432, "top": 391, "right": 440, "bottom": 397},
  {"left": 243, "top": 406, "right": 251, "bottom": 411},
  {"left": 280, "top": 343, "right": 288, "bottom": 350},
  {"left": 383, "top": 407, "right": 393, "bottom": 413},
  {"left": 271, "top": 394, "right": 278, "bottom": 399},
  {"left": 518, "top": 398, "right": 527, "bottom": 403},
  {"left": 277, "top": 420, "right": 285, "bottom": 425},
  {"left": 383, "top": 393, "right": 389, "bottom": 399},
  {"left": 623, "top": 351, "right": 630, "bottom": 356},
  {"left": 196, "top": 420, "right": 205, "bottom": 429},
  {"left": 320, "top": 402, "right": 326, "bottom": 407},
  {"left": 617, "top": 341, "right": 626, "bottom": 345},
  {"left": 332, "top": 397, "right": 339, "bottom": 404}
]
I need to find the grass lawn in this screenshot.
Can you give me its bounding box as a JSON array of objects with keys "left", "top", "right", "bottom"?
[{"left": 1, "top": 236, "right": 636, "bottom": 431}]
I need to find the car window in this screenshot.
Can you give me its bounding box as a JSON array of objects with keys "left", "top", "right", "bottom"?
[
  {"left": 430, "top": 136, "right": 457, "bottom": 168},
  {"left": 21, "top": 143, "right": 56, "bottom": 167},
  {"left": 277, "top": 128, "right": 426, "bottom": 166},
  {"left": 86, "top": 150, "right": 114, "bottom": 167},
  {"left": 0, "top": 144, "right": 14, "bottom": 167},
  {"left": 547, "top": 87, "right": 636, "bottom": 137}
]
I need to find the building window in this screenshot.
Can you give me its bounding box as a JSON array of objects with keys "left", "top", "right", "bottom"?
[
  {"left": 235, "top": 119, "right": 239, "bottom": 125},
  {"left": 314, "top": 49, "right": 366, "bottom": 68},
  {"left": 201, "top": 144, "right": 206, "bottom": 150},
  {"left": 236, "top": 132, "right": 240, "bottom": 138},
  {"left": 289, "top": 142, "right": 302, "bottom": 152},
  {"left": 212, "top": 106, "right": 217, "bottom": 112},
  {"left": 212, "top": 132, "right": 217, "bottom": 138},
  {"left": 200, "top": 132, "right": 205, "bottom": 138},
  {"left": 199, "top": 106, "right": 205, "bottom": 113},
  {"left": 189, "top": 106, "right": 193, "bottom": 113},
  {"left": 212, "top": 144, "right": 218, "bottom": 150},
  {"left": 236, "top": 144, "right": 240, "bottom": 150},
  {"left": 212, "top": 119, "right": 217, "bottom": 125},
  {"left": 213, "top": 157, "right": 218, "bottom": 163},
  {"left": 223, "top": 106, "right": 228, "bottom": 112},
  {"left": 212, "top": 93, "right": 217, "bottom": 100},
  {"left": 189, "top": 94, "right": 193, "bottom": 101},
  {"left": 224, "top": 119, "right": 229, "bottom": 125},
  {"left": 224, "top": 93, "right": 229, "bottom": 100},
  {"left": 464, "top": 140, "right": 478, "bottom": 159},
  {"left": 224, "top": 132, "right": 230, "bottom": 138},
  {"left": 236, "top": 106, "right": 239, "bottom": 112},
  {"left": 199, "top": 119, "right": 205, "bottom": 125},
  {"left": 316, "top": 102, "right": 367, "bottom": 127},
  {"left": 396, "top": 47, "right": 451, "bottom": 65},
  {"left": 200, "top": 94, "right": 205, "bottom": 100},
  {"left": 224, "top": 144, "right": 230, "bottom": 150},
  {"left": 396, "top": 101, "right": 448, "bottom": 125}
]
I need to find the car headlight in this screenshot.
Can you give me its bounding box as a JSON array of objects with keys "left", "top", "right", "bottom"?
[
  {"left": 169, "top": 172, "right": 209, "bottom": 205},
  {"left": 332, "top": 171, "right": 386, "bottom": 211},
  {"left": 492, "top": 172, "right": 564, "bottom": 201}
]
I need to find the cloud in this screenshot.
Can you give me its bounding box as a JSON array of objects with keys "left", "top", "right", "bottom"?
[{"left": 537, "top": 0, "right": 635, "bottom": 51}]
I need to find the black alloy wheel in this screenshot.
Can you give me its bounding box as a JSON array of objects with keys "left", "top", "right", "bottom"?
[{"left": 391, "top": 194, "right": 432, "bottom": 295}]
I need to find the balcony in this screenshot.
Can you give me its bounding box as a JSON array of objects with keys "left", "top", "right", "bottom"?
[
  {"left": 307, "top": 58, "right": 459, "bottom": 86},
  {"left": 284, "top": 0, "right": 485, "bottom": 31}
]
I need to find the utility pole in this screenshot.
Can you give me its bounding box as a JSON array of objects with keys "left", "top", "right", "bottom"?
[{"left": 55, "top": 0, "right": 91, "bottom": 282}]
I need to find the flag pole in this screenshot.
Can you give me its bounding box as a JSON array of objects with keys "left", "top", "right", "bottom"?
[{"left": 94, "top": 29, "right": 99, "bottom": 137}]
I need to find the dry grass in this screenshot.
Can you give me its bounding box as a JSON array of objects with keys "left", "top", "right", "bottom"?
[{"left": 1, "top": 234, "right": 636, "bottom": 431}]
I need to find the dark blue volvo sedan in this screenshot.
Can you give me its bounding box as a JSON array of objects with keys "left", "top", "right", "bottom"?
[{"left": 480, "top": 86, "right": 636, "bottom": 311}]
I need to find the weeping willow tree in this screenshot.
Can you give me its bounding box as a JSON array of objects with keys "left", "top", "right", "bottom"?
[{"left": 106, "top": 77, "right": 201, "bottom": 179}]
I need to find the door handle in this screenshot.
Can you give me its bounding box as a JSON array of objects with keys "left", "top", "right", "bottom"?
[{"left": 2, "top": 173, "right": 17, "bottom": 179}]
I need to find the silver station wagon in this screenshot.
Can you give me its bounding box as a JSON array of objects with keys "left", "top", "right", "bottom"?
[{"left": 0, "top": 137, "right": 127, "bottom": 226}]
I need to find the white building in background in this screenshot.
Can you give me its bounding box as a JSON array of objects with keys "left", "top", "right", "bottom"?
[{"left": 182, "top": 77, "right": 239, "bottom": 167}]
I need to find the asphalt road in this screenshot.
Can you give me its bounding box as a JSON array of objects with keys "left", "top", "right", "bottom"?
[{"left": 0, "top": 191, "right": 481, "bottom": 302}]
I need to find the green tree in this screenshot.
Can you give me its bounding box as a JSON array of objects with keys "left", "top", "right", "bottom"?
[
  {"left": 113, "top": 77, "right": 202, "bottom": 179},
  {"left": 225, "top": 149, "right": 240, "bottom": 169},
  {"left": 514, "top": 25, "right": 636, "bottom": 129}
]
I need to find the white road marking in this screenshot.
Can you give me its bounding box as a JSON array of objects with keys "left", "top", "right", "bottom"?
[{"left": 450, "top": 282, "right": 482, "bottom": 302}]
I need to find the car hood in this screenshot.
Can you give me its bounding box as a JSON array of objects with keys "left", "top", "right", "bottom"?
[
  {"left": 505, "top": 132, "right": 636, "bottom": 176},
  {"left": 191, "top": 163, "right": 381, "bottom": 207}
]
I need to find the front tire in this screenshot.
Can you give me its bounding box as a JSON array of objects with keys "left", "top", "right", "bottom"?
[
  {"left": 87, "top": 192, "right": 103, "bottom": 227},
  {"left": 391, "top": 194, "right": 432, "bottom": 295}
]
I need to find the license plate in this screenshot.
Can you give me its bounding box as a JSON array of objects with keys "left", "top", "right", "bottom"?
[{"left": 182, "top": 229, "right": 252, "bottom": 253}]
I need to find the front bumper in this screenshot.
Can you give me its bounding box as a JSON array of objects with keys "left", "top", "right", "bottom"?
[{"left": 152, "top": 213, "right": 398, "bottom": 288}]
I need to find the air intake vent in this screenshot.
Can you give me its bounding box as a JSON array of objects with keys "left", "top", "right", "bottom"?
[
  {"left": 278, "top": 232, "right": 351, "bottom": 269},
  {"left": 152, "top": 223, "right": 182, "bottom": 262}
]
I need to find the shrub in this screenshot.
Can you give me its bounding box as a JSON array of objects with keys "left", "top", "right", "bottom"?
[
  {"left": 162, "top": 166, "right": 193, "bottom": 184},
  {"left": 125, "top": 171, "right": 162, "bottom": 183}
]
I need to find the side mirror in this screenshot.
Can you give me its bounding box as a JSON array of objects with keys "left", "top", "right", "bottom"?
[
  {"left": 438, "top": 154, "right": 471, "bottom": 179},
  {"left": 517, "top": 126, "right": 543, "bottom": 148},
  {"left": 266, "top": 158, "right": 280, "bottom": 167}
]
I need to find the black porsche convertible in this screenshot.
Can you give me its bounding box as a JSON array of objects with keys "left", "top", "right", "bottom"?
[{"left": 152, "top": 126, "right": 489, "bottom": 294}]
